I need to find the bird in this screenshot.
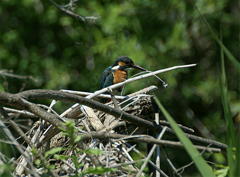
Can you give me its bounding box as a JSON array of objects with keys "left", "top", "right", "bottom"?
[{"left": 100, "top": 56, "right": 146, "bottom": 94}]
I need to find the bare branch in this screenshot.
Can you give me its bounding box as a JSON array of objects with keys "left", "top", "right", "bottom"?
[
  {"left": 3, "top": 107, "right": 37, "bottom": 119},
  {"left": 4, "top": 89, "right": 226, "bottom": 149},
  {"left": 8, "top": 117, "right": 59, "bottom": 177},
  {"left": 0, "top": 92, "right": 64, "bottom": 129},
  {"left": 49, "top": 0, "right": 99, "bottom": 23},
  {"left": 79, "top": 132, "right": 222, "bottom": 153},
  {"left": 0, "top": 70, "right": 34, "bottom": 80},
  {"left": 16, "top": 90, "right": 162, "bottom": 129},
  {"left": 61, "top": 89, "right": 127, "bottom": 100},
  {"left": 86, "top": 64, "right": 197, "bottom": 99},
  {"left": 136, "top": 127, "right": 167, "bottom": 177},
  {"left": 61, "top": 64, "right": 196, "bottom": 118},
  {"left": 0, "top": 107, "right": 40, "bottom": 177}
]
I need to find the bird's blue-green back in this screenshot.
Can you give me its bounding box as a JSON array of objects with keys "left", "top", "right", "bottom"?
[{"left": 100, "top": 66, "right": 114, "bottom": 89}]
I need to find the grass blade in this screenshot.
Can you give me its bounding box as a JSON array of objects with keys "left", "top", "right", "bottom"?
[
  {"left": 195, "top": 6, "right": 240, "bottom": 72},
  {"left": 154, "top": 97, "right": 216, "bottom": 177},
  {"left": 220, "top": 41, "right": 237, "bottom": 177}
]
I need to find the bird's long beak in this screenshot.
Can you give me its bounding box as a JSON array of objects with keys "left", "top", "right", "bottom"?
[{"left": 132, "top": 65, "right": 147, "bottom": 71}]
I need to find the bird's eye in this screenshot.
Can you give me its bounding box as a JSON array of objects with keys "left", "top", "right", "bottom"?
[{"left": 126, "top": 61, "right": 132, "bottom": 65}]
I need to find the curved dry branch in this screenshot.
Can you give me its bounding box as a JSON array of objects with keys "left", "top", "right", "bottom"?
[
  {"left": 79, "top": 132, "right": 222, "bottom": 153},
  {"left": 87, "top": 64, "right": 197, "bottom": 99},
  {"left": 17, "top": 90, "right": 160, "bottom": 129},
  {"left": 0, "top": 92, "right": 64, "bottom": 129},
  {"left": 17, "top": 89, "right": 195, "bottom": 133},
  {"left": 60, "top": 64, "right": 196, "bottom": 119},
  {"left": 0, "top": 90, "right": 227, "bottom": 149}
]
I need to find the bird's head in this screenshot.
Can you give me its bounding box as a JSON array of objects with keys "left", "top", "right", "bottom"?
[{"left": 112, "top": 56, "right": 146, "bottom": 71}]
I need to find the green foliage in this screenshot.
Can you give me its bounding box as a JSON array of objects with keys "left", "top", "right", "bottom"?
[
  {"left": 44, "top": 147, "right": 65, "bottom": 158},
  {"left": 61, "top": 121, "right": 81, "bottom": 144},
  {"left": 0, "top": 163, "right": 13, "bottom": 177},
  {"left": 71, "top": 155, "right": 84, "bottom": 170},
  {"left": 84, "top": 148, "right": 103, "bottom": 156},
  {"left": 52, "top": 146, "right": 109, "bottom": 176},
  {"left": 81, "top": 166, "right": 116, "bottom": 176},
  {"left": 196, "top": 6, "right": 240, "bottom": 72},
  {"left": 219, "top": 41, "right": 239, "bottom": 177},
  {"left": 54, "top": 154, "right": 68, "bottom": 161},
  {"left": 214, "top": 165, "right": 229, "bottom": 177}
]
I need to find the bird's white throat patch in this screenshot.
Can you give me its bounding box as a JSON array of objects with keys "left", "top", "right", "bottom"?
[{"left": 111, "top": 65, "right": 120, "bottom": 71}]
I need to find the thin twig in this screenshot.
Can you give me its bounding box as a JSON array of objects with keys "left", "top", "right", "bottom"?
[
  {"left": 16, "top": 90, "right": 194, "bottom": 133},
  {"left": 0, "top": 93, "right": 64, "bottom": 129},
  {"left": 108, "top": 159, "right": 146, "bottom": 168},
  {"left": 155, "top": 113, "right": 161, "bottom": 177},
  {"left": 136, "top": 127, "right": 167, "bottom": 177},
  {"left": 149, "top": 161, "right": 169, "bottom": 177},
  {"left": 0, "top": 108, "right": 40, "bottom": 177},
  {"left": 61, "top": 90, "right": 127, "bottom": 100},
  {"left": 79, "top": 132, "right": 222, "bottom": 152},
  {"left": 60, "top": 64, "right": 196, "bottom": 118},
  {"left": 0, "top": 90, "right": 227, "bottom": 149},
  {"left": 9, "top": 120, "right": 60, "bottom": 177},
  {"left": 0, "top": 70, "right": 34, "bottom": 80},
  {"left": 126, "top": 143, "right": 169, "bottom": 177},
  {"left": 87, "top": 64, "right": 196, "bottom": 99},
  {"left": 49, "top": 0, "right": 99, "bottom": 23},
  {"left": 2, "top": 107, "right": 37, "bottom": 118},
  {"left": 175, "top": 144, "right": 213, "bottom": 175}
]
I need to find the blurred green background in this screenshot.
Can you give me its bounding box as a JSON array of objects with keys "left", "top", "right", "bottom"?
[{"left": 0, "top": 0, "right": 239, "bottom": 176}]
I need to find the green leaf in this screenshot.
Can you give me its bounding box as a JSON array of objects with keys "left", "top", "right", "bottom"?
[
  {"left": 83, "top": 166, "right": 115, "bottom": 175},
  {"left": 47, "top": 164, "right": 56, "bottom": 170},
  {"left": 45, "top": 147, "right": 64, "bottom": 158},
  {"left": 84, "top": 148, "right": 103, "bottom": 155},
  {"left": 61, "top": 121, "right": 81, "bottom": 145},
  {"left": 71, "top": 156, "right": 83, "bottom": 169},
  {"left": 154, "top": 97, "right": 216, "bottom": 177},
  {"left": 219, "top": 41, "right": 237, "bottom": 177},
  {"left": 74, "top": 135, "right": 82, "bottom": 143},
  {"left": 34, "top": 159, "right": 41, "bottom": 166},
  {"left": 54, "top": 154, "right": 68, "bottom": 161},
  {"left": 214, "top": 165, "right": 229, "bottom": 177},
  {"left": 31, "top": 147, "right": 38, "bottom": 156},
  {"left": 0, "top": 163, "right": 13, "bottom": 177}
]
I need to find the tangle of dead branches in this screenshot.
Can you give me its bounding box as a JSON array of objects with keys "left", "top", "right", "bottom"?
[{"left": 0, "top": 64, "right": 227, "bottom": 176}]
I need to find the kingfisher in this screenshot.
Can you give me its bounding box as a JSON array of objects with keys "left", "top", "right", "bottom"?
[{"left": 100, "top": 56, "right": 146, "bottom": 93}]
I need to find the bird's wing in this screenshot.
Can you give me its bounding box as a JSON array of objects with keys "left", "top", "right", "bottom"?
[
  {"left": 103, "top": 73, "right": 114, "bottom": 88},
  {"left": 99, "top": 66, "right": 113, "bottom": 89}
]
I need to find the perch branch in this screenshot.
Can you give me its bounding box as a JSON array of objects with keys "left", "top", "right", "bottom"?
[
  {"left": 61, "top": 89, "right": 127, "bottom": 100},
  {"left": 16, "top": 90, "right": 193, "bottom": 133},
  {"left": 79, "top": 132, "right": 222, "bottom": 152},
  {"left": 15, "top": 90, "right": 227, "bottom": 149},
  {"left": 87, "top": 64, "right": 196, "bottom": 99},
  {"left": 60, "top": 64, "right": 196, "bottom": 118}
]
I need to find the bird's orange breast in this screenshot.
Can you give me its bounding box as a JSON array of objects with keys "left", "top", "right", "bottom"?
[{"left": 113, "top": 70, "right": 127, "bottom": 84}]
